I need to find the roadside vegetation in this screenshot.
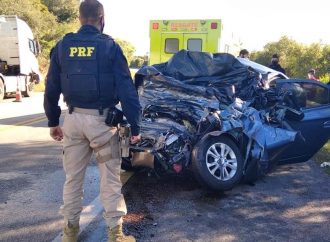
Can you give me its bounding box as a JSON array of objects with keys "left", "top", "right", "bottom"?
[
  {"left": 0, "top": 0, "right": 79, "bottom": 72},
  {"left": 1, "top": 2, "right": 329, "bottom": 84},
  {"left": 251, "top": 36, "right": 330, "bottom": 83},
  {"left": 0, "top": 0, "right": 136, "bottom": 76}
]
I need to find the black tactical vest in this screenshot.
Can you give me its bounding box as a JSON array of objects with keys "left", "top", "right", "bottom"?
[{"left": 59, "top": 32, "right": 116, "bottom": 109}]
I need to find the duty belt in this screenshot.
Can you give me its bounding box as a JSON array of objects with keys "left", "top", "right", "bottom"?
[{"left": 70, "top": 107, "right": 109, "bottom": 116}]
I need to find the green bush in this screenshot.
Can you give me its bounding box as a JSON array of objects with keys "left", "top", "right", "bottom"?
[
  {"left": 251, "top": 36, "right": 330, "bottom": 79},
  {"left": 319, "top": 73, "right": 330, "bottom": 84}
]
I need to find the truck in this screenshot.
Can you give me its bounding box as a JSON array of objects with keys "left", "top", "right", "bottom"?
[
  {"left": 149, "top": 19, "right": 237, "bottom": 65},
  {"left": 0, "top": 15, "right": 41, "bottom": 101}
]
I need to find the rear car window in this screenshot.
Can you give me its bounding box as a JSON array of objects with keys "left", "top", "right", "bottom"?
[
  {"left": 187, "top": 39, "right": 202, "bottom": 51},
  {"left": 165, "top": 38, "right": 179, "bottom": 54}
]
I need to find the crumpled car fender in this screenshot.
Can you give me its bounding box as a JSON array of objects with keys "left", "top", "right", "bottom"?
[{"left": 199, "top": 130, "right": 239, "bottom": 146}]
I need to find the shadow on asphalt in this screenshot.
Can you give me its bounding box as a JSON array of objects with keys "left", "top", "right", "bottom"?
[
  {"left": 122, "top": 161, "right": 330, "bottom": 242},
  {"left": 0, "top": 112, "right": 46, "bottom": 126},
  {"left": 0, "top": 140, "right": 64, "bottom": 242},
  {"left": 0, "top": 140, "right": 100, "bottom": 242},
  {"left": 0, "top": 216, "right": 63, "bottom": 242},
  {"left": 0, "top": 141, "right": 63, "bottom": 203},
  {"left": 1, "top": 139, "right": 329, "bottom": 241},
  {"left": 0, "top": 140, "right": 62, "bottom": 172}
]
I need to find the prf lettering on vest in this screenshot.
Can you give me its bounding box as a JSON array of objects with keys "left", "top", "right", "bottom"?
[{"left": 69, "top": 47, "right": 95, "bottom": 57}]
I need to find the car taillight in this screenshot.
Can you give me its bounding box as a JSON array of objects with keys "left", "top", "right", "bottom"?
[
  {"left": 211, "top": 22, "right": 218, "bottom": 29},
  {"left": 152, "top": 23, "right": 159, "bottom": 29}
]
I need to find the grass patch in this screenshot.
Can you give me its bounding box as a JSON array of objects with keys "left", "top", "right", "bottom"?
[{"left": 313, "top": 141, "right": 330, "bottom": 175}]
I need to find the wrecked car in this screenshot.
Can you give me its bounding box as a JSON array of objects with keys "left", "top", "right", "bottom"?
[{"left": 122, "top": 50, "right": 330, "bottom": 191}]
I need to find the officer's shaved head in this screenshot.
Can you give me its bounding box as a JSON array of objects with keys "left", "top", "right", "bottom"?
[{"left": 79, "top": 0, "right": 104, "bottom": 25}]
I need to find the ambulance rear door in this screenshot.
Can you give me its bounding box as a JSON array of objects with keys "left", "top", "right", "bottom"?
[
  {"left": 183, "top": 34, "right": 207, "bottom": 52},
  {"left": 160, "top": 33, "right": 183, "bottom": 63}
]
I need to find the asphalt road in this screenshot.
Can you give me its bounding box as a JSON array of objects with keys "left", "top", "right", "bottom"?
[
  {"left": 0, "top": 93, "right": 104, "bottom": 242},
  {"left": 121, "top": 162, "right": 330, "bottom": 242},
  {"left": 0, "top": 93, "right": 329, "bottom": 242}
]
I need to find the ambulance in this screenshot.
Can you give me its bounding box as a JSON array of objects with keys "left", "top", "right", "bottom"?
[{"left": 149, "top": 19, "right": 231, "bottom": 65}]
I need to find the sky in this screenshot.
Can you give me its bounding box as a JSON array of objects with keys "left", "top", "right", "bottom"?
[{"left": 99, "top": 0, "right": 330, "bottom": 55}]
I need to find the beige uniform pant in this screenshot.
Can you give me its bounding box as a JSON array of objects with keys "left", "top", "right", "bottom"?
[{"left": 61, "top": 109, "right": 126, "bottom": 229}]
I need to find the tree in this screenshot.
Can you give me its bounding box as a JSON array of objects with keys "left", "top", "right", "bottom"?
[
  {"left": 0, "top": 0, "right": 57, "bottom": 41},
  {"left": 251, "top": 36, "right": 304, "bottom": 77},
  {"left": 0, "top": 0, "right": 79, "bottom": 72},
  {"left": 43, "top": 0, "right": 79, "bottom": 23},
  {"left": 319, "top": 45, "right": 330, "bottom": 78},
  {"left": 115, "top": 39, "right": 136, "bottom": 65},
  {"left": 130, "top": 57, "right": 145, "bottom": 68},
  {"left": 251, "top": 36, "right": 330, "bottom": 82}
]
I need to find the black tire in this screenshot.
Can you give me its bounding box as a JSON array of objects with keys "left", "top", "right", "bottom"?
[
  {"left": 191, "top": 135, "right": 243, "bottom": 191},
  {"left": 0, "top": 79, "right": 4, "bottom": 101}
]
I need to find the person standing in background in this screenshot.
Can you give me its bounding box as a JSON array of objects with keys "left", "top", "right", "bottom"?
[
  {"left": 307, "top": 69, "right": 319, "bottom": 81},
  {"left": 269, "top": 54, "right": 286, "bottom": 74},
  {"left": 238, "top": 49, "right": 250, "bottom": 59}
]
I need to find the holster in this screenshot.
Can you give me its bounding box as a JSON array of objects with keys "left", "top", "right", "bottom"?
[{"left": 105, "top": 107, "right": 124, "bottom": 127}]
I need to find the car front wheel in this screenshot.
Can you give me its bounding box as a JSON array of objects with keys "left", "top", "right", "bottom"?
[{"left": 191, "top": 136, "right": 243, "bottom": 191}]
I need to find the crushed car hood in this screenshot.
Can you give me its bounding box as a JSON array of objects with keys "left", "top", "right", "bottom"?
[{"left": 135, "top": 50, "right": 302, "bottom": 172}]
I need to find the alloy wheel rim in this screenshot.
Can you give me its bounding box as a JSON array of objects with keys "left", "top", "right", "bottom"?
[{"left": 205, "top": 142, "right": 237, "bottom": 181}]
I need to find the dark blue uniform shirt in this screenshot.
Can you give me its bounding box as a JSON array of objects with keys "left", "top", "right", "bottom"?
[
  {"left": 269, "top": 63, "right": 286, "bottom": 75},
  {"left": 44, "top": 25, "right": 141, "bottom": 135}
]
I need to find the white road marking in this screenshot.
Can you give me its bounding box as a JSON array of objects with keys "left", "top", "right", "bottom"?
[{"left": 52, "top": 171, "right": 133, "bottom": 242}]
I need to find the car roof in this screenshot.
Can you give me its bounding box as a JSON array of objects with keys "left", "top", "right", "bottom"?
[
  {"left": 237, "top": 57, "right": 289, "bottom": 80},
  {"left": 276, "top": 78, "right": 330, "bottom": 89}
]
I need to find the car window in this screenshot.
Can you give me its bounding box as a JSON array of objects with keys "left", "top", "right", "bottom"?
[
  {"left": 277, "top": 82, "right": 329, "bottom": 109},
  {"left": 187, "top": 39, "right": 202, "bottom": 51},
  {"left": 165, "top": 38, "right": 179, "bottom": 54},
  {"left": 301, "top": 83, "right": 329, "bottom": 107}
]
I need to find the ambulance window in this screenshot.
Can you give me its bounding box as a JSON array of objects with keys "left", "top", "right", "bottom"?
[
  {"left": 165, "top": 38, "right": 179, "bottom": 54},
  {"left": 187, "top": 39, "right": 202, "bottom": 51}
]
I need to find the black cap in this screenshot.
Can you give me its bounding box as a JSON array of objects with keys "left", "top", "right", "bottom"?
[
  {"left": 239, "top": 49, "right": 249, "bottom": 55},
  {"left": 272, "top": 54, "right": 279, "bottom": 59}
]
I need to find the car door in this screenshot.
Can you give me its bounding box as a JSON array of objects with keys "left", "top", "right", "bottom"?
[{"left": 275, "top": 80, "right": 330, "bottom": 164}]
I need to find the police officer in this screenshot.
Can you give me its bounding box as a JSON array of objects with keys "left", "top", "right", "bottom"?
[
  {"left": 269, "top": 54, "right": 286, "bottom": 74},
  {"left": 44, "top": 0, "right": 141, "bottom": 241}
]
